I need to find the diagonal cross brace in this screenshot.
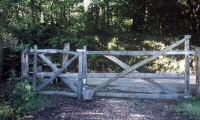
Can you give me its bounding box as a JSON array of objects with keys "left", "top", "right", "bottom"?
[
  {"left": 35, "top": 55, "right": 79, "bottom": 93},
  {"left": 104, "top": 55, "right": 129, "bottom": 69},
  {"left": 83, "top": 37, "right": 188, "bottom": 100},
  {"left": 104, "top": 55, "right": 172, "bottom": 93},
  {"left": 38, "top": 54, "right": 77, "bottom": 93}
]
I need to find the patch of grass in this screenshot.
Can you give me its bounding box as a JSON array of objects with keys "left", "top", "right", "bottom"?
[{"left": 180, "top": 96, "right": 200, "bottom": 119}]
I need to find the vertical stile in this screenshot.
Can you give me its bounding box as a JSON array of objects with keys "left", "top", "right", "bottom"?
[
  {"left": 21, "top": 49, "right": 29, "bottom": 78},
  {"left": 196, "top": 47, "right": 200, "bottom": 85},
  {"left": 83, "top": 46, "right": 88, "bottom": 86},
  {"left": 77, "top": 49, "right": 83, "bottom": 100},
  {"left": 62, "top": 43, "right": 70, "bottom": 72},
  {"left": 33, "top": 45, "right": 38, "bottom": 89},
  {"left": 184, "top": 35, "right": 191, "bottom": 99}
]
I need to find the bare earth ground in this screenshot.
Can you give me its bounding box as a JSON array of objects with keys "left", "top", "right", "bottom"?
[
  {"left": 20, "top": 76, "right": 197, "bottom": 120},
  {"left": 20, "top": 97, "right": 196, "bottom": 120}
]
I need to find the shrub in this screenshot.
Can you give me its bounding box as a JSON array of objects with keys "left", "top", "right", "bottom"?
[{"left": 0, "top": 74, "right": 50, "bottom": 119}]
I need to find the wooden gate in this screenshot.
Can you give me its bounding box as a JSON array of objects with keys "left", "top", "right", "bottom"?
[
  {"left": 22, "top": 45, "right": 88, "bottom": 100},
  {"left": 21, "top": 35, "right": 193, "bottom": 100},
  {"left": 82, "top": 35, "right": 192, "bottom": 100}
]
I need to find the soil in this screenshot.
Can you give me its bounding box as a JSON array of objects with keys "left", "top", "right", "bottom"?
[{"left": 19, "top": 96, "right": 196, "bottom": 120}]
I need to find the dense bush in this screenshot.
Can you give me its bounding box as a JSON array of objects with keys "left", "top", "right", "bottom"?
[{"left": 0, "top": 75, "right": 50, "bottom": 119}]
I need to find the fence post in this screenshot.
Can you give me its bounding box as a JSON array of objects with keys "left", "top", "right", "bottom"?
[
  {"left": 21, "top": 49, "right": 29, "bottom": 78},
  {"left": 196, "top": 47, "right": 200, "bottom": 97},
  {"left": 33, "top": 45, "right": 38, "bottom": 89},
  {"left": 184, "top": 35, "right": 191, "bottom": 99},
  {"left": 83, "top": 46, "right": 88, "bottom": 86},
  {"left": 62, "top": 43, "right": 70, "bottom": 73},
  {"left": 196, "top": 47, "right": 200, "bottom": 85},
  {"left": 77, "top": 49, "right": 84, "bottom": 100}
]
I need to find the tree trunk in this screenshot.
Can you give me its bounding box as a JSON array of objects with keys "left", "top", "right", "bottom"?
[
  {"left": 186, "top": 0, "right": 200, "bottom": 33},
  {"left": 130, "top": 0, "right": 147, "bottom": 32},
  {"left": 105, "top": 0, "right": 110, "bottom": 30},
  {"left": 30, "top": 0, "right": 36, "bottom": 23},
  {"left": 0, "top": 9, "right": 3, "bottom": 81}
]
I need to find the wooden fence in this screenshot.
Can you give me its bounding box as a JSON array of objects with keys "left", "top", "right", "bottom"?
[{"left": 22, "top": 35, "right": 195, "bottom": 100}]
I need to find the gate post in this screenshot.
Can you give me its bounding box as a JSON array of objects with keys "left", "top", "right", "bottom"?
[
  {"left": 33, "top": 45, "right": 38, "bottom": 89},
  {"left": 62, "top": 43, "right": 70, "bottom": 72},
  {"left": 21, "top": 49, "right": 29, "bottom": 78},
  {"left": 184, "top": 35, "right": 191, "bottom": 99},
  {"left": 77, "top": 49, "right": 84, "bottom": 100},
  {"left": 196, "top": 47, "right": 200, "bottom": 97},
  {"left": 83, "top": 46, "right": 88, "bottom": 86},
  {"left": 196, "top": 47, "right": 200, "bottom": 85}
]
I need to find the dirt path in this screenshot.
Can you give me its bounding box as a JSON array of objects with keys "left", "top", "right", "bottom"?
[
  {"left": 20, "top": 97, "right": 196, "bottom": 120},
  {"left": 19, "top": 76, "right": 198, "bottom": 120}
]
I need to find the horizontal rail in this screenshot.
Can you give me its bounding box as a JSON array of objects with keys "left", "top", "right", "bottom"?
[
  {"left": 37, "top": 72, "right": 184, "bottom": 79},
  {"left": 37, "top": 91, "right": 77, "bottom": 97},
  {"left": 37, "top": 72, "right": 78, "bottom": 79},
  {"left": 95, "top": 92, "right": 184, "bottom": 100},
  {"left": 88, "top": 73, "right": 184, "bottom": 79},
  {"left": 29, "top": 49, "right": 195, "bottom": 56},
  {"left": 30, "top": 49, "right": 79, "bottom": 55},
  {"left": 87, "top": 50, "right": 194, "bottom": 56}
]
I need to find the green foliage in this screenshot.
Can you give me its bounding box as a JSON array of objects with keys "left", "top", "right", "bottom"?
[
  {"left": 2, "top": 0, "right": 199, "bottom": 51},
  {"left": 3, "top": 0, "right": 200, "bottom": 39},
  {"left": 2, "top": 44, "right": 30, "bottom": 81},
  {"left": 0, "top": 73, "right": 50, "bottom": 119},
  {"left": 179, "top": 96, "right": 200, "bottom": 119}
]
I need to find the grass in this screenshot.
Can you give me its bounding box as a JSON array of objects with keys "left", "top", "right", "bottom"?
[{"left": 180, "top": 96, "right": 200, "bottom": 119}]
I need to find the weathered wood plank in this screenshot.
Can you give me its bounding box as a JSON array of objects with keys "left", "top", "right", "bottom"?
[
  {"left": 196, "top": 47, "right": 200, "bottom": 85},
  {"left": 104, "top": 55, "right": 129, "bottom": 69},
  {"left": 37, "top": 72, "right": 184, "bottom": 79},
  {"left": 43, "top": 63, "right": 60, "bottom": 67},
  {"left": 62, "top": 78, "right": 77, "bottom": 93},
  {"left": 38, "top": 54, "right": 78, "bottom": 93},
  {"left": 21, "top": 49, "right": 29, "bottom": 78},
  {"left": 35, "top": 55, "right": 79, "bottom": 92},
  {"left": 87, "top": 50, "right": 194, "bottom": 56},
  {"left": 82, "top": 37, "right": 188, "bottom": 100},
  {"left": 88, "top": 73, "right": 184, "bottom": 79},
  {"left": 37, "top": 72, "right": 78, "bottom": 79},
  {"left": 95, "top": 92, "right": 184, "bottom": 100},
  {"left": 62, "top": 43, "right": 70, "bottom": 72},
  {"left": 38, "top": 91, "right": 77, "bottom": 97},
  {"left": 184, "top": 35, "right": 191, "bottom": 99},
  {"left": 33, "top": 45, "right": 38, "bottom": 88},
  {"left": 30, "top": 49, "right": 79, "bottom": 55},
  {"left": 77, "top": 49, "right": 84, "bottom": 100},
  {"left": 83, "top": 46, "right": 88, "bottom": 84},
  {"left": 38, "top": 54, "right": 58, "bottom": 71}
]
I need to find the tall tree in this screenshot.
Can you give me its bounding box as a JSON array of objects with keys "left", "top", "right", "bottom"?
[{"left": 0, "top": 0, "right": 3, "bottom": 81}]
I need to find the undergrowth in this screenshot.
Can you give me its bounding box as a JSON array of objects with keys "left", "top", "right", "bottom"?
[
  {"left": 180, "top": 96, "right": 200, "bottom": 119},
  {"left": 0, "top": 72, "right": 51, "bottom": 119}
]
